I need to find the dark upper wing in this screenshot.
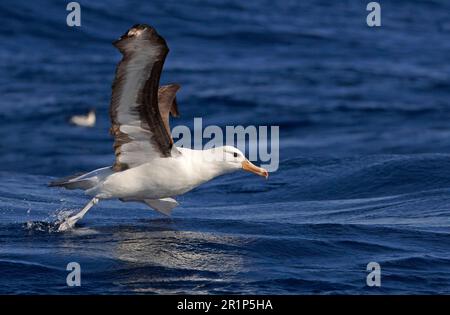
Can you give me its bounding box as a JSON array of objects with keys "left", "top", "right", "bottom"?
[
  {"left": 109, "top": 24, "right": 180, "bottom": 171},
  {"left": 158, "top": 83, "right": 180, "bottom": 137}
]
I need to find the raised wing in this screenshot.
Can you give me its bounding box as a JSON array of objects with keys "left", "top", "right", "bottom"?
[
  {"left": 109, "top": 24, "right": 180, "bottom": 171},
  {"left": 158, "top": 84, "right": 180, "bottom": 136}
]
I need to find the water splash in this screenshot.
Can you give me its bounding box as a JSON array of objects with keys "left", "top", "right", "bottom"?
[{"left": 23, "top": 208, "right": 77, "bottom": 233}]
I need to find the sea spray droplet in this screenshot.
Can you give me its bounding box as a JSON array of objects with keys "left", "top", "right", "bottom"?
[
  {"left": 23, "top": 208, "right": 78, "bottom": 233},
  {"left": 23, "top": 220, "right": 54, "bottom": 233}
]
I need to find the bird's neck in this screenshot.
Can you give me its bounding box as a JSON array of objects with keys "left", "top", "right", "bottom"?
[{"left": 179, "top": 148, "right": 234, "bottom": 183}]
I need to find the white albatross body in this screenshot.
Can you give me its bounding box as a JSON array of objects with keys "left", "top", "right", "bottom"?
[
  {"left": 86, "top": 147, "right": 244, "bottom": 200},
  {"left": 50, "top": 24, "right": 268, "bottom": 231}
]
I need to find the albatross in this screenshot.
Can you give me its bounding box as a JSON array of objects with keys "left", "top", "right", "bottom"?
[
  {"left": 70, "top": 109, "right": 96, "bottom": 127},
  {"left": 50, "top": 24, "right": 268, "bottom": 231}
]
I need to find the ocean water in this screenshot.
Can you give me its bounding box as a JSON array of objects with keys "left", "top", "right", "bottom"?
[{"left": 1, "top": 0, "right": 450, "bottom": 294}]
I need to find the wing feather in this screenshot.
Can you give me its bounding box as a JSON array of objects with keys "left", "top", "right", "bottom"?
[
  {"left": 158, "top": 84, "right": 181, "bottom": 137},
  {"left": 109, "top": 24, "right": 180, "bottom": 171}
]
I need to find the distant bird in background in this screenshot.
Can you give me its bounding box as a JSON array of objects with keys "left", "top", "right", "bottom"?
[
  {"left": 70, "top": 109, "right": 96, "bottom": 127},
  {"left": 50, "top": 24, "right": 268, "bottom": 231}
]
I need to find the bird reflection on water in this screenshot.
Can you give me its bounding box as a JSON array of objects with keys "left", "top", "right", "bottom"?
[
  {"left": 37, "top": 217, "right": 248, "bottom": 294},
  {"left": 111, "top": 221, "right": 246, "bottom": 293}
]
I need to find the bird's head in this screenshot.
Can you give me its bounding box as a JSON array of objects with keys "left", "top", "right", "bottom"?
[{"left": 211, "top": 146, "right": 269, "bottom": 179}]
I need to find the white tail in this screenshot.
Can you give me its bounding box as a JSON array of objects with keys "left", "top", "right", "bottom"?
[{"left": 49, "top": 166, "right": 113, "bottom": 191}]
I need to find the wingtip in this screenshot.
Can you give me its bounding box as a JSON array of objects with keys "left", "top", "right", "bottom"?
[{"left": 171, "top": 98, "right": 180, "bottom": 117}]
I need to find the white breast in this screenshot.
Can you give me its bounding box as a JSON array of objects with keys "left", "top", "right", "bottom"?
[{"left": 93, "top": 148, "right": 225, "bottom": 200}]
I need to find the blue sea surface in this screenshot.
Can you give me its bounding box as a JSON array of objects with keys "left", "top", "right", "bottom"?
[{"left": 1, "top": 0, "right": 450, "bottom": 294}]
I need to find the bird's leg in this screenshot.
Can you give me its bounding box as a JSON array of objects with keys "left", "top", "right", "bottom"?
[{"left": 57, "top": 197, "right": 99, "bottom": 232}]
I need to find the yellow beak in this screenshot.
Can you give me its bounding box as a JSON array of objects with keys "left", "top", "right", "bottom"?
[{"left": 242, "top": 160, "right": 269, "bottom": 179}]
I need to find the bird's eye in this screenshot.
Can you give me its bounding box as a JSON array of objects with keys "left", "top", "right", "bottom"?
[{"left": 233, "top": 152, "right": 238, "bottom": 158}]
